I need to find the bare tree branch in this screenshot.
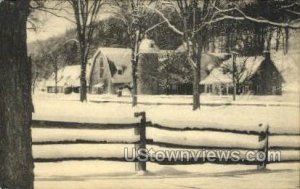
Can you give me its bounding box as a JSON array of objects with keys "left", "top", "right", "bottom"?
[
  {"left": 280, "top": 2, "right": 300, "bottom": 9},
  {"left": 145, "top": 20, "right": 166, "bottom": 33},
  {"left": 231, "top": 5, "right": 300, "bottom": 29},
  {"left": 35, "top": 7, "right": 75, "bottom": 23},
  {"left": 146, "top": 5, "right": 184, "bottom": 35},
  {"left": 285, "top": 9, "right": 300, "bottom": 15}
]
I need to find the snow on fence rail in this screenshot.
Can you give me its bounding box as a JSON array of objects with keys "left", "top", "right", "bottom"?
[{"left": 31, "top": 112, "right": 300, "bottom": 172}]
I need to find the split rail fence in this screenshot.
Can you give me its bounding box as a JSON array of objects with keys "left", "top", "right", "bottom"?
[{"left": 32, "top": 112, "right": 300, "bottom": 172}]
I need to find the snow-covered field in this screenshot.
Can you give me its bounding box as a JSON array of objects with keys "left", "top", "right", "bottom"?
[
  {"left": 34, "top": 92, "right": 300, "bottom": 106},
  {"left": 32, "top": 94, "right": 300, "bottom": 189},
  {"left": 32, "top": 94, "right": 300, "bottom": 134},
  {"left": 34, "top": 161, "right": 300, "bottom": 189}
]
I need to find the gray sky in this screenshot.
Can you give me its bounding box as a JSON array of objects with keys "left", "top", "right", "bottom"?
[
  {"left": 27, "top": 11, "right": 74, "bottom": 43},
  {"left": 27, "top": 4, "right": 115, "bottom": 43}
]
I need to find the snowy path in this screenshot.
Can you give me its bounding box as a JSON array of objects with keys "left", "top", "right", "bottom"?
[{"left": 34, "top": 161, "right": 300, "bottom": 189}]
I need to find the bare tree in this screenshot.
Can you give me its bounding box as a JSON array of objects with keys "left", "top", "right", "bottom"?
[
  {"left": 67, "top": 0, "right": 105, "bottom": 102},
  {"left": 221, "top": 56, "right": 253, "bottom": 98},
  {"left": 37, "top": 41, "right": 64, "bottom": 94},
  {"left": 150, "top": 0, "right": 300, "bottom": 110},
  {"left": 114, "top": 0, "right": 166, "bottom": 106},
  {"left": 0, "top": 1, "right": 34, "bottom": 188},
  {"left": 151, "top": 0, "right": 213, "bottom": 110},
  {"left": 28, "top": 0, "right": 109, "bottom": 101}
]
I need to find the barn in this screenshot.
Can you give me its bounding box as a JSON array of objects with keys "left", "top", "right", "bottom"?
[
  {"left": 88, "top": 48, "right": 132, "bottom": 94},
  {"left": 88, "top": 38, "right": 160, "bottom": 95}
]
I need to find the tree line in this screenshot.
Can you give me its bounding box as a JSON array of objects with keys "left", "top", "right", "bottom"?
[{"left": 30, "top": 0, "right": 300, "bottom": 109}]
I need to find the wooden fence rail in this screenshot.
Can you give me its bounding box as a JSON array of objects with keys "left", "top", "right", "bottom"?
[{"left": 31, "top": 112, "right": 300, "bottom": 172}]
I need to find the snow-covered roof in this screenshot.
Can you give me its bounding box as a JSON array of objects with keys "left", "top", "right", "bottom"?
[
  {"left": 159, "top": 50, "right": 225, "bottom": 80},
  {"left": 202, "top": 53, "right": 226, "bottom": 75},
  {"left": 46, "top": 64, "right": 92, "bottom": 87},
  {"left": 201, "top": 56, "right": 265, "bottom": 85},
  {"left": 91, "top": 48, "right": 132, "bottom": 84},
  {"left": 91, "top": 44, "right": 160, "bottom": 84},
  {"left": 175, "top": 41, "right": 192, "bottom": 53},
  {"left": 224, "top": 56, "right": 265, "bottom": 82},
  {"left": 172, "top": 42, "right": 230, "bottom": 61},
  {"left": 271, "top": 51, "right": 300, "bottom": 84},
  {"left": 46, "top": 65, "right": 80, "bottom": 87},
  {"left": 139, "top": 38, "right": 160, "bottom": 54},
  {"left": 200, "top": 68, "right": 232, "bottom": 84}
]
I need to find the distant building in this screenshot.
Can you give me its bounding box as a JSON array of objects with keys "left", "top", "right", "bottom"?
[
  {"left": 46, "top": 41, "right": 292, "bottom": 96},
  {"left": 158, "top": 43, "right": 229, "bottom": 95},
  {"left": 88, "top": 48, "right": 132, "bottom": 94},
  {"left": 45, "top": 40, "right": 228, "bottom": 95},
  {"left": 201, "top": 52, "right": 284, "bottom": 95},
  {"left": 45, "top": 65, "right": 91, "bottom": 94},
  {"left": 88, "top": 38, "right": 160, "bottom": 94},
  {"left": 45, "top": 38, "right": 161, "bottom": 95}
]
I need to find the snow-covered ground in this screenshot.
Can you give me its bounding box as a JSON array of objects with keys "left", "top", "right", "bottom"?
[
  {"left": 32, "top": 94, "right": 300, "bottom": 134},
  {"left": 31, "top": 94, "right": 300, "bottom": 188},
  {"left": 34, "top": 92, "right": 300, "bottom": 106},
  {"left": 34, "top": 161, "right": 300, "bottom": 189},
  {"left": 31, "top": 93, "right": 300, "bottom": 161}
]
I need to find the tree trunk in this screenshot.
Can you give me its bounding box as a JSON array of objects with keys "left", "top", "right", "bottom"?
[
  {"left": 132, "top": 58, "right": 138, "bottom": 107},
  {"left": 284, "top": 27, "right": 289, "bottom": 54},
  {"left": 54, "top": 61, "right": 58, "bottom": 94},
  {"left": 79, "top": 43, "right": 87, "bottom": 102},
  {"left": 80, "top": 62, "right": 87, "bottom": 102},
  {"left": 192, "top": 34, "right": 203, "bottom": 111},
  {"left": 192, "top": 62, "right": 200, "bottom": 110},
  {"left": 232, "top": 54, "right": 237, "bottom": 101},
  {"left": 131, "top": 30, "right": 140, "bottom": 107},
  {"left": 0, "top": 1, "right": 34, "bottom": 189}
]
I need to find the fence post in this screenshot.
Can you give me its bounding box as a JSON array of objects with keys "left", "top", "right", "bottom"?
[
  {"left": 257, "top": 125, "right": 269, "bottom": 170},
  {"left": 134, "top": 112, "right": 147, "bottom": 172}
]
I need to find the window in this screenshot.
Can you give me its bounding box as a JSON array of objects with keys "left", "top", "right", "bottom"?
[
  {"left": 99, "top": 58, "right": 104, "bottom": 78},
  {"left": 117, "top": 69, "right": 123, "bottom": 75}
]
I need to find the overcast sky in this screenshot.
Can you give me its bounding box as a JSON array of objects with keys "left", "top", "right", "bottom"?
[
  {"left": 27, "top": 10, "right": 74, "bottom": 43},
  {"left": 27, "top": 3, "right": 116, "bottom": 43}
]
